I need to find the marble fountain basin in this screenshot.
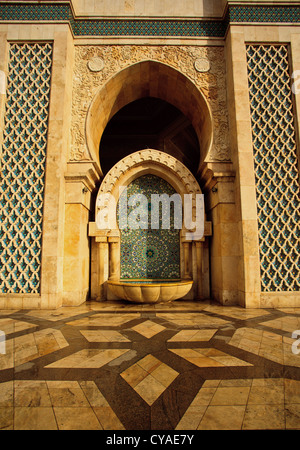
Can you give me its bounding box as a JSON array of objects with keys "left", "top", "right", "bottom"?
[{"left": 107, "top": 279, "right": 193, "bottom": 304}]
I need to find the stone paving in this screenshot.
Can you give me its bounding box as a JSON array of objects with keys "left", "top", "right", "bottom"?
[{"left": 1, "top": 300, "right": 300, "bottom": 430}]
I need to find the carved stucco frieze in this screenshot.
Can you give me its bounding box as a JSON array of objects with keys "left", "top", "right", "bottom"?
[
  {"left": 71, "top": 45, "right": 230, "bottom": 163},
  {"left": 97, "top": 149, "right": 201, "bottom": 199}
]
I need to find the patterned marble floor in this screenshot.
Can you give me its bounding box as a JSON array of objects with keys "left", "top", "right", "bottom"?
[{"left": 1, "top": 299, "right": 300, "bottom": 430}]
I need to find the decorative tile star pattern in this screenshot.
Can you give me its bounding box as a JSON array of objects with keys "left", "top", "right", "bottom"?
[
  {"left": 1, "top": 300, "right": 300, "bottom": 429},
  {"left": 118, "top": 174, "right": 180, "bottom": 280}
]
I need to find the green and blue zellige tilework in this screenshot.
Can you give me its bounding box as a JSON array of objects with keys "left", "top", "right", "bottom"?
[
  {"left": 1, "top": 3, "right": 300, "bottom": 37},
  {"left": 71, "top": 19, "right": 226, "bottom": 37},
  {"left": 229, "top": 5, "right": 300, "bottom": 23},
  {"left": 0, "top": 43, "right": 53, "bottom": 294},
  {"left": 246, "top": 45, "right": 300, "bottom": 292},
  {"left": 0, "top": 3, "right": 70, "bottom": 21},
  {"left": 118, "top": 175, "right": 180, "bottom": 280}
]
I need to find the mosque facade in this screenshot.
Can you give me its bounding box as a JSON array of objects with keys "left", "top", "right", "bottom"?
[{"left": 0, "top": 0, "right": 299, "bottom": 309}]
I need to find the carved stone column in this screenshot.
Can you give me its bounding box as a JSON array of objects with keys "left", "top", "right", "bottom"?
[
  {"left": 89, "top": 224, "right": 109, "bottom": 301},
  {"left": 108, "top": 237, "right": 119, "bottom": 281},
  {"left": 63, "top": 162, "right": 99, "bottom": 306},
  {"left": 94, "top": 237, "right": 108, "bottom": 301},
  {"left": 195, "top": 241, "right": 203, "bottom": 299},
  {"left": 182, "top": 241, "right": 191, "bottom": 280}
]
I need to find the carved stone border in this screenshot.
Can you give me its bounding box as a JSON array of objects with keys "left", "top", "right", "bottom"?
[
  {"left": 97, "top": 149, "right": 202, "bottom": 200},
  {"left": 71, "top": 45, "right": 230, "bottom": 166}
]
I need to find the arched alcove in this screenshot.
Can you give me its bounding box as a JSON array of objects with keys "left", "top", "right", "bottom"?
[
  {"left": 89, "top": 149, "right": 212, "bottom": 302},
  {"left": 86, "top": 60, "right": 213, "bottom": 177},
  {"left": 100, "top": 97, "right": 200, "bottom": 176}
]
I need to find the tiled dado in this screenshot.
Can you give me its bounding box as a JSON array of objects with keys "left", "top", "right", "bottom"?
[{"left": 1, "top": 300, "right": 300, "bottom": 430}]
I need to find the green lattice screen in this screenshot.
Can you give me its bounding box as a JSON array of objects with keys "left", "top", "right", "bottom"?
[
  {"left": 246, "top": 44, "right": 300, "bottom": 291},
  {"left": 0, "top": 43, "right": 53, "bottom": 293}
]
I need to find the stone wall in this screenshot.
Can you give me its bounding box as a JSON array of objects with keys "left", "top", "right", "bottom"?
[{"left": 71, "top": 44, "right": 230, "bottom": 164}]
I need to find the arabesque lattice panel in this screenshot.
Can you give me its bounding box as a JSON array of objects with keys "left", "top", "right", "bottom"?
[
  {"left": 246, "top": 44, "right": 300, "bottom": 291},
  {"left": 0, "top": 43, "right": 53, "bottom": 293}
]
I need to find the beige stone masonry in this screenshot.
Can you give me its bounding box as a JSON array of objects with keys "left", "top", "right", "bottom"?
[
  {"left": 63, "top": 162, "right": 100, "bottom": 306},
  {"left": 0, "top": 15, "right": 299, "bottom": 308},
  {"left": 71, "top": 0, "right": 226, "bottom": 18}
]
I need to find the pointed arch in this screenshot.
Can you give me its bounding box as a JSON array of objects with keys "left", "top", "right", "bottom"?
[{"left": 86, "top": 60, "right": 213, "bottom": 177}]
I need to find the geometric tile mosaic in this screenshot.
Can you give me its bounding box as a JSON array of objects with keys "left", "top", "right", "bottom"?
[
  {"left": 229, "top": 6, "right": 300, "bottom": 24},
  {"left": 0, "top": 4, "right": 227, "bottom": 37},
  {"left": 3, "top": 301, "right": 300, "bottom": 429},
  {"left": 118, "top": 174, "right": 180, "bottom": 280},
  {"left": 246, "top": 44, "right": 300, "bottom": 292},
  {"left": 0, "top": 43, "right": 53, "bottom": 293},
  {"left": 1, "top": 4, "right": 300, "bottom": 38}
]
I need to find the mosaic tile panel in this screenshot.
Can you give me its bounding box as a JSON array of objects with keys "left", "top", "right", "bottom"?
[
  {"left": 118, "top": 175, "right": 180, "bottom": 280},
  {"left": 72, "top": 19, "right": 227, "bottom": 37},
  {"left": 0, "top": 3, "right": 70, "bottom": 21},
  {"left": 229, "top": 6, "right": 300, "bottom": 23},
  {"left": 246, "top": 44, "right": 300, "bottom": 292},
  {"left": 0, "top": 43, "right": 53, "bottom": 293},
  {"left": 1, "top": 3, "right": 300, "bottom": 38}
]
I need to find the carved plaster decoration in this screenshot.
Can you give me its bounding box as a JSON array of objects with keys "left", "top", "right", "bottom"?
[
  {"left": 97, "top": 149, "right": 201, "bottom": 199},
  {"left": 194, "top": 57, "right": 210, "bottom": 73},
  {"left": 87, "top": 57, "right": 105, "bottom": 72},
  {"left": 71, "top": 45, "right": 230, "bottom": 164}
]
